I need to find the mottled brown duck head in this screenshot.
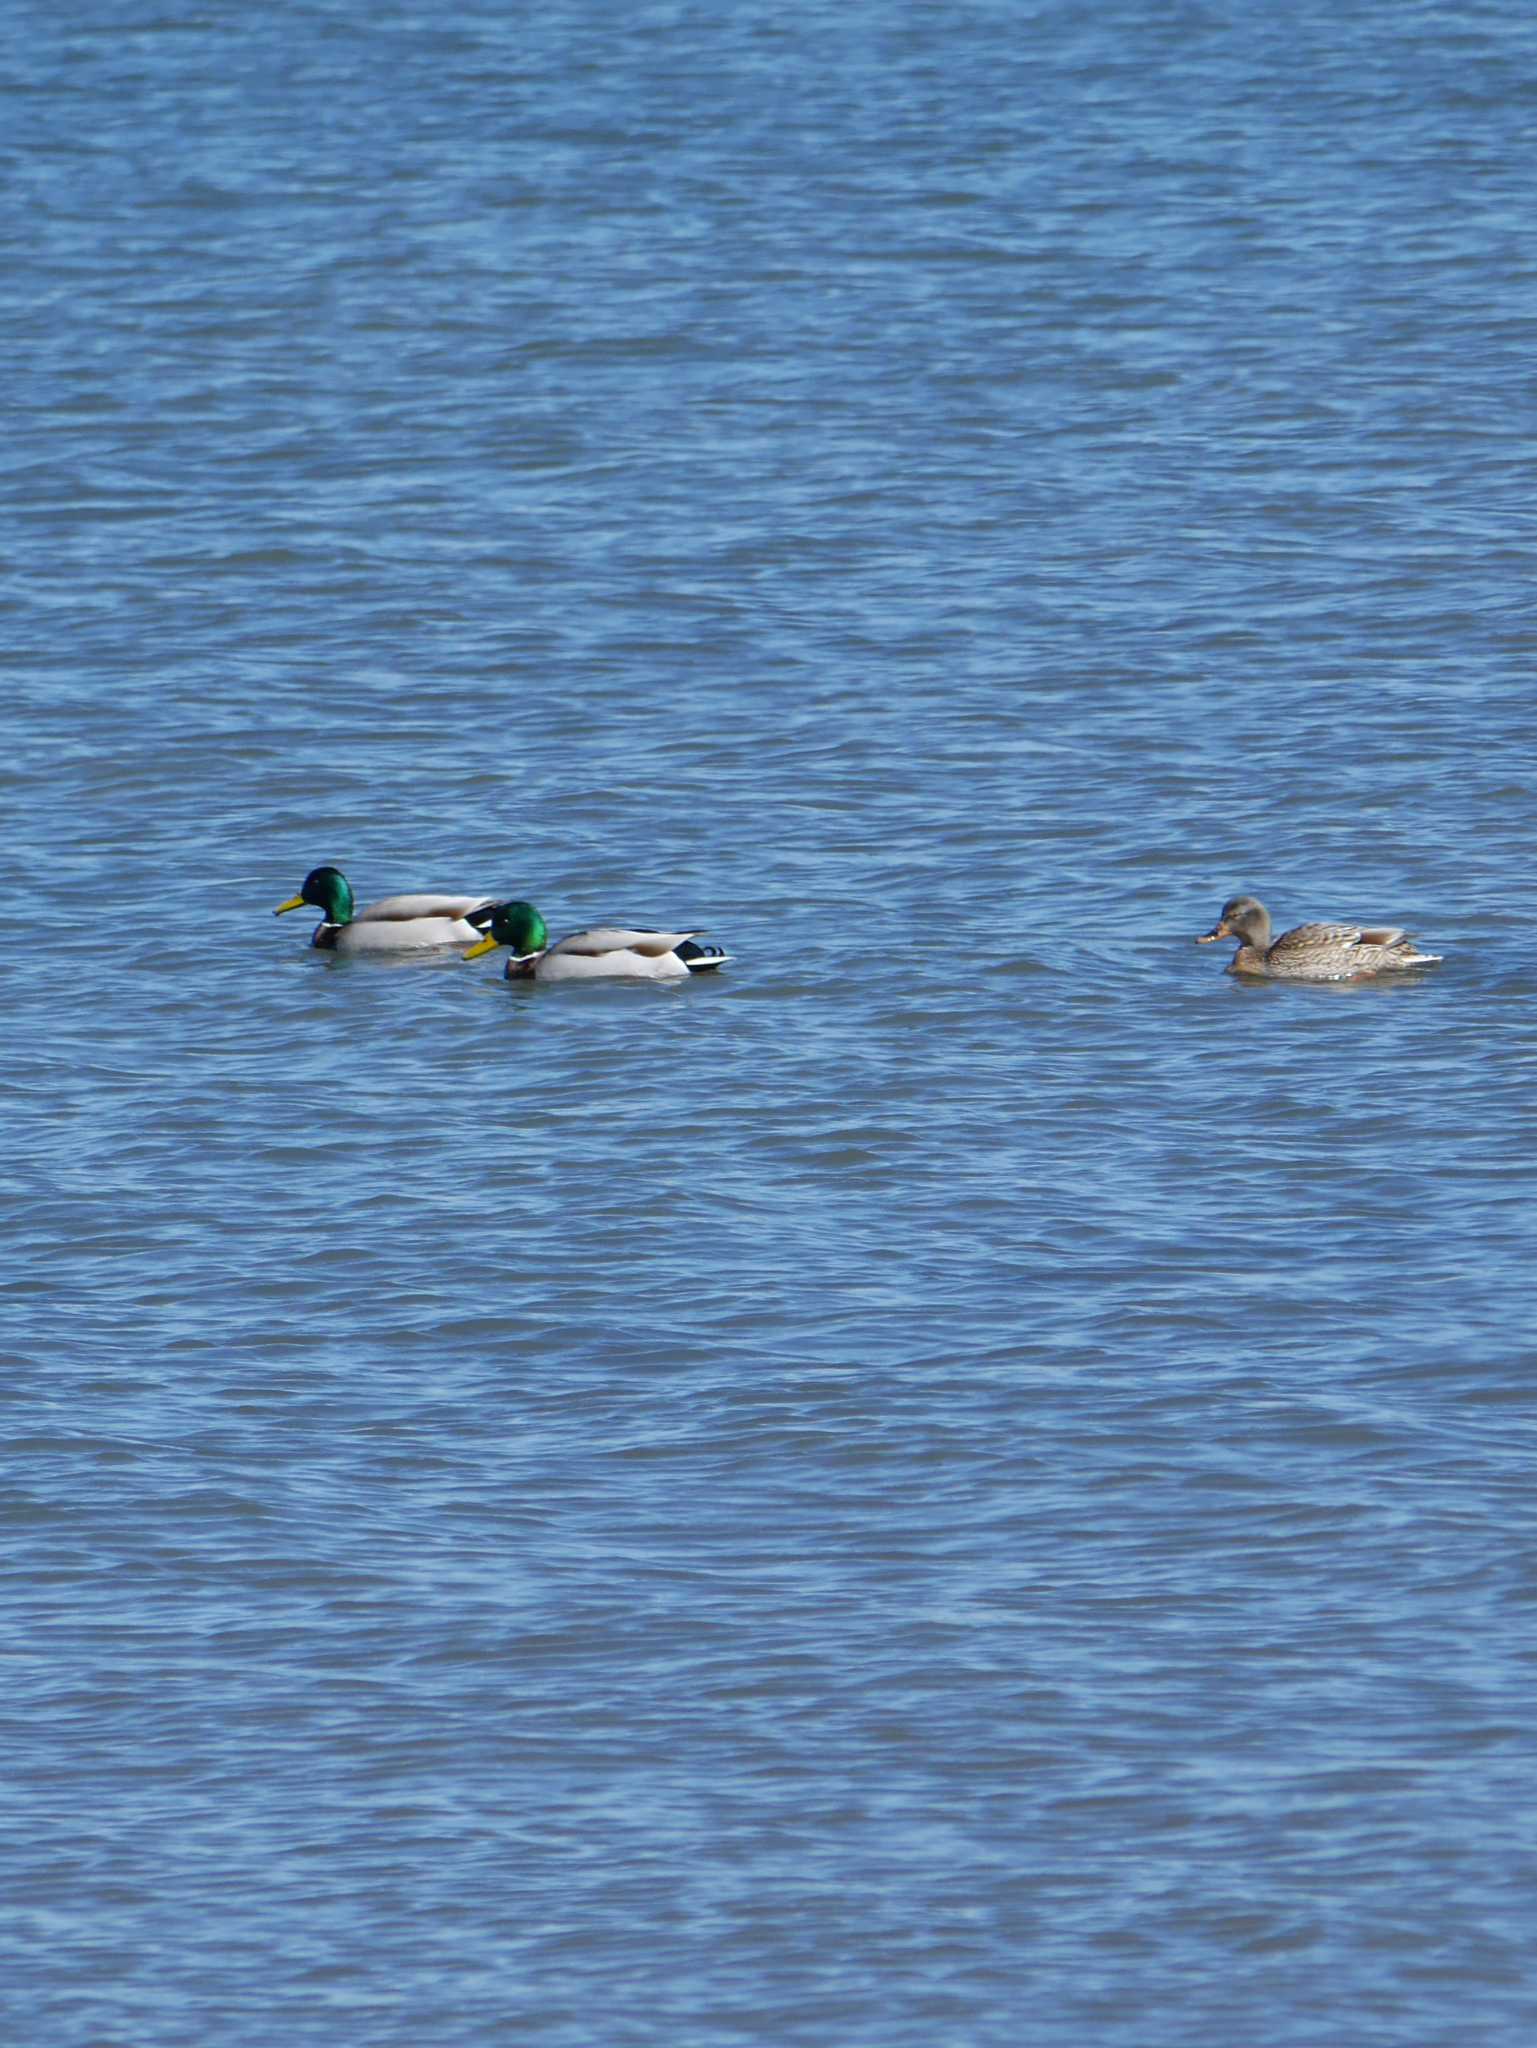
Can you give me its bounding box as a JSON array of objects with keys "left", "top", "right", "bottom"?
[{"left": 1197, "top": 895, "right": 1271, "bottom": 950}]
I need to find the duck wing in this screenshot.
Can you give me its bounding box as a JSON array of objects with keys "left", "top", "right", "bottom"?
[
  {"left": 1266, "top": 918, "right": 1439, "bottom": 976},
  {"left": 552, "top": 926, "right": 703, "bottom": 958},
  {"left": 1272, "top": 919, "right": 1370, "bottom": 949},
  {"left": 355, "top": 893, "right": 494, "bottom": 925}
]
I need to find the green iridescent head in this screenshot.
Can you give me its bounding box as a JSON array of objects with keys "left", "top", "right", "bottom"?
[
  {"left": 462, "top": 900, "right": 549, "bottom": 962},
  {"left": 274, "top": 865, "right": 355, "bottom": 925}
]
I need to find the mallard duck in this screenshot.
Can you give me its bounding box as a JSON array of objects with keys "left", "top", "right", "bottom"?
[
  {"left": 463, "top": 900, "right": 730, "bottom": 981},
  {"left": 274, "top": 865, "right": 494, "bottom": 953},
  {"left": 1197, "top": 895, "right": 1442, "bottom": 979}
]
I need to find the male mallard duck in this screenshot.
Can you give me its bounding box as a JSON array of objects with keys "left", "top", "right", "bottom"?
[
  {"left": 1197, "top": 895, "right": 1442, "bottom": 979},
  {"left": 463, "top": 900, "right": 730, "bottom": 981},
  {"left": 275, "top": 865, "right": 494, "bottom": 953}
]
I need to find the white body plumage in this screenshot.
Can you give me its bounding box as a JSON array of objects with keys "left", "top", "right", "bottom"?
[
  {"left": 322, "top": 894, "right": 492, "bottom": 953},
  {"left": 515, "top": 927, "right": 728, "bottom": 981}
]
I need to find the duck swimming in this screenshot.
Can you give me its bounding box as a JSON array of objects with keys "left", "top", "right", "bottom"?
[
  {"left": 462, "top": 900, "right": 730, "bottom": 981},
  {"left": 274, "top": 866, "right": 494, "bottom": 953},
  {"left": 1197, "top": 895, "right": 1442, "bottom": 980}
]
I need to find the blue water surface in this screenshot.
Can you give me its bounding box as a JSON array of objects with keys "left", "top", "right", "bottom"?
[{"left": 7, "top": 3, "right": 1537, "bottom": 2043}]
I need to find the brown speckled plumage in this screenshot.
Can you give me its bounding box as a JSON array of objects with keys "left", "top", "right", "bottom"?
[{"left": 1197, "top": 895, "right": 1442, "bottom": 980}]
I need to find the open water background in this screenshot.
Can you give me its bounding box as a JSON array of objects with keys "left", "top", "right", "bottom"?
[{"left": 7, "top": 2, "right": 1537, "bottom": 2042}]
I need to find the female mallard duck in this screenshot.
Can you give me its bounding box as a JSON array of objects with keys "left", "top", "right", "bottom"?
[
  {"left": 1197, "top": 895, "right": 1442, "bottom": 980},
  {"left": 463, "top": 900, "right": 730, "bottom": 981},
  {"left": 275, "top": 865, "right": 494, "bottom": 953}
]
